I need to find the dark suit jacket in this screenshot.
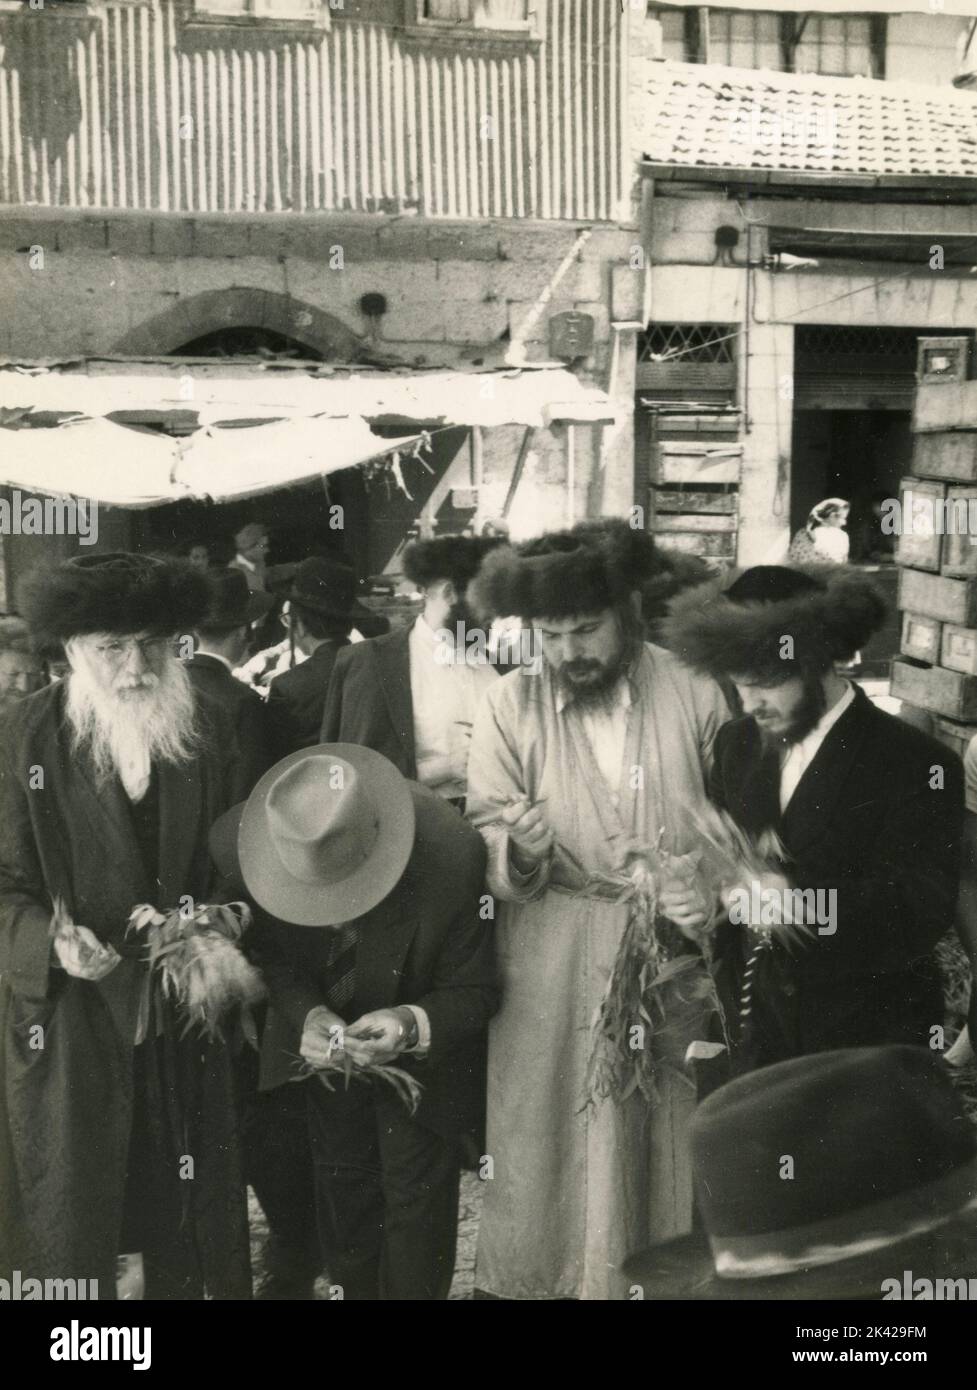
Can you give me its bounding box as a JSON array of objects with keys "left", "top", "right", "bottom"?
[
  {"left": 266, "top": 639, "right": 350, "bottom": 760},
  {"left": 187, "top": 652, "right": 272, "bottom": 803},
  {"left": 320, "top": 627, "right": 416, "bottom": 778},
  {"left": 710, "top": 685, "right": 964, "bottom": 1064},
  {"left": 256, "top": 786, "right": 497, "bottom": 1138}
]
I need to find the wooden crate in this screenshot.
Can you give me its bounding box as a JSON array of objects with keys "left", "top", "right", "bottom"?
[
  {"left": 933, "top": 718, "right": 977, "bottom": 799},
  {"left": 655, "top": 513, "right": 737, "bottom": 534},
  {"left": 941, "top": 623, "right": 977, "bottom": 676},
  {"left": 901, "top": 612, "right": 942, "bottom": 665},
  {"left": 653, "top": 489, "right": 737, "bottom": 514},
  {"left": 898, "top": 568, "right": 977, "bottom": 627},
  {"left": 657, "top": 532, "right": 736, "bottom": 559},
  {"left": 895, "top": 476, "right": 945, "bottom": 573},
  {"left": 912, "top": 432, "right": 977, "bottom": 483},
  {"left": 891, "top": 658, "right": 977, "bottom": 721},
  {"left": 940, "top": 486, "right": 977, "bottom": 578},
  {"left": 914, "top": 379, "right": 977, "bottom": 432},
  {"left": 653, "top": 442, "right": 742, "bottom": 486}
]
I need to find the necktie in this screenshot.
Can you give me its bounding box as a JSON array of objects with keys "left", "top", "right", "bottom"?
[{"left": 323, "top": 925, "right": 358, "bottom": 1014}]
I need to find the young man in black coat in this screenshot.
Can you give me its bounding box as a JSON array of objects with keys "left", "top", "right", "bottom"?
[
  {"left": 265, "top": 557, "right": 358, "bottom": 760},
  {"left": 187, "top": 569, "right": 273, "bottom": 803},
  {"left": 663, "top": 565, "right": 964, "bottom": 1073},
  {"left": 320, "top": 536, "right": 500, "bottom": 804}
]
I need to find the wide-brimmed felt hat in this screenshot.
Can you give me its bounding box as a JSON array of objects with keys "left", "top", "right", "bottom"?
[
  {"left": 281, "top": 556, "right": 358, "bottom": 622},
  {"left": 202, "top": 569, "right": 273, "bottom": 627},
  {"left": 209, "top": 743, "right": 415, "bottom": 926},
  {"left": 625, "top": 1046, "right": 977, "bottom": 1300}
]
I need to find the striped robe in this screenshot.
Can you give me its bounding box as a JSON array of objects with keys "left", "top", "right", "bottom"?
[{"left": 466, "top": 643, "right": 728, "bottom": 1300}]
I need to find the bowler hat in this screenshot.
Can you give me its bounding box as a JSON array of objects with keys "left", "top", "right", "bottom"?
[
  {"left": 283, "top": 556, "right": 358, "bottom": 622},
  {"left": 203, "top": 569, "right": 273, "bottom": 627},
  {"left": 209, "top": 744, "right": 415, "bottom": 926},
  {"left": 625, "top": 1046, "right": 977, "bottom": 1300}
]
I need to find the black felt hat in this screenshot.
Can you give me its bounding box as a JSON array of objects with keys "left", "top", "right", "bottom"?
[
  {"left": 625, "top": 1046, "right": 977, "bottom": 1300},
  {"left": 282, "top": 556, "right": 358, "bottom": 621},
  {"left": 202, "top": 569, "right": 274, "bottom": 628}
]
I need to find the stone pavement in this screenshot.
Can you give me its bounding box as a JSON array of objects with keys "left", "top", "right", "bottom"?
[{"left": 248, "top": 1171, "right": 484, "bottom": 1301}]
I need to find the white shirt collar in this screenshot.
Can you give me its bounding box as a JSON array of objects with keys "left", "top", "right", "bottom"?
[
  {"left": 782, "top": 682, "right": 856, "bottom": 776},
  {"left": 412, "top": 613, "right": 444, "bottom": 648},
  {"left": 235, "top": 552, "right": 256, "bottom": 573}
]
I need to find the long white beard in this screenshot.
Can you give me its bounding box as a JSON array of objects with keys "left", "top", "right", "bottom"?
[{"left": 65, "top": 645, "right": 201, "bottom": 801}]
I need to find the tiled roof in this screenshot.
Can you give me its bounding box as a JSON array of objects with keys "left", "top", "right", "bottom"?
[{"left": 644, "top": 61, "right": 977, "bottom": 182}]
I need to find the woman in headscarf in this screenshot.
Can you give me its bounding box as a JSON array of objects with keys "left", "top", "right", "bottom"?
[{"left": 788, "top": 497, "right": 851, "bottom": 566}]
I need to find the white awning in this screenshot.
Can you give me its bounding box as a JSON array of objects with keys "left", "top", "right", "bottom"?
[{"left": 0, "top": 360, "right": 617, "bottom": 508}]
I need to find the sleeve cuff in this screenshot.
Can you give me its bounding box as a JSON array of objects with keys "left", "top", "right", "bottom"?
[{"left": 403, "top": 1004, "right": 431, "bottom": 1057}]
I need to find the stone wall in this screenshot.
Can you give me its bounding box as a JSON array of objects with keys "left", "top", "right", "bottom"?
[{"left": 0, "top": 208, "right": 642, "bottom": 547}]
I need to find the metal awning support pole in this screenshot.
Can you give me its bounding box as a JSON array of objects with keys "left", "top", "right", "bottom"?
[
  {"left": 566, "top": 424, "right": 576, "bottom": 525},
  {"left": 502, "top": 425, "right": 535, "bottom": 519},
  {"left": 471, "top": 424, "right": 484, "bottom": 492}
]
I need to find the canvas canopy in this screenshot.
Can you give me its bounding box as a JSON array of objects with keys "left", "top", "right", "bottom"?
[{"left": 0, "top": 360, "right": 617, "bottom": 508}]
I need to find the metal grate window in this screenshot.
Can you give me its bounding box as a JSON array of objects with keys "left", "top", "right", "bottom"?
[
  {"left": 794, "top": 326, "right": 925, "bottom": 364},
  {"left": 639, "top": 323, "right": 737, "bottom": 366}
]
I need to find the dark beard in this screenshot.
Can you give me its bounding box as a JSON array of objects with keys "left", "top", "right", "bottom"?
[
  {"left": 756, "top": 675, "right": 827, "bottom": 753},
  {"left": 555, "top": 636, "right": 638, "bottom": 712}
]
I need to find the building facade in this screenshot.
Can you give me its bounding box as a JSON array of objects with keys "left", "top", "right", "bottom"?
[
  {"left": 0, "top": 0, "right": 645, "bottom": 592},
  {"left": 635, "top": 1, "right": 977, "bottom": 577}
]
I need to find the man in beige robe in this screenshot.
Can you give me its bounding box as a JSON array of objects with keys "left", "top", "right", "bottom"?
[{"left": 467, "top": 523, "right": 728, "bottom": 1300}]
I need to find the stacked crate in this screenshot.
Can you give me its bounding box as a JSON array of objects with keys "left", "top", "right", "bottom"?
[
  {"left": 892, "top": 337, "right": 977, "bottom": 782},
  {"left": 647, "top": 405, "right": 742, "bottom": 566}
]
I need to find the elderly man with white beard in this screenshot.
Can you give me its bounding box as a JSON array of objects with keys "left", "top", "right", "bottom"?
[{"left": 0, "top": 553, "right": 251, "bottom": 1300}]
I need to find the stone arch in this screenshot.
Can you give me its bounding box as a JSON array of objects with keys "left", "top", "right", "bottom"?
[{"left": 114, "top": 288, "right": 363, "bottom": 360}]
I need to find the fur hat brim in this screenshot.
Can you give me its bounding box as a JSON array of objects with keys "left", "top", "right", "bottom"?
[
  {"left": 402, "top": 536, "right": 501, "bottom": 591},
  {"left": 472, "top": 519, "right": 679, "bottom": 621},
  {"left": 18, "top": 552, "right": 210, "bottom": 654},
  {"left": 664, "top": 568, "right": 886, "bottom": 680}
]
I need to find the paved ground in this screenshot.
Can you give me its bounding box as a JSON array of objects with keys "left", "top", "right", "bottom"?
[{"left": 248, "top": 1171, "right": 484, "bottom": 1300}]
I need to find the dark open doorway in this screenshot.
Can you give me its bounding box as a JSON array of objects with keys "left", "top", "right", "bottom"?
[{"left": 790, "top": 409, "right": 911, "bottom": 538}]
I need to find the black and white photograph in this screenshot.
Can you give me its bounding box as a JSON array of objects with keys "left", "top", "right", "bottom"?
[{"left": 2, "top": 0, "right": 977, "bottom": 1350}]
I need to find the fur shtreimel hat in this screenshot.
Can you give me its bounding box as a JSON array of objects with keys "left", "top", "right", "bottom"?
[
  {"left": 472, "top": 517, "right": 681, "bottom": 621},
  {"left": 19, "top": 552, "right": 210, "bottom": 653},
  {"left": 664, "top": 564, "right": 886, "bottom": 680},
  {"left": 402, "top": 535, "right": 501, "bottom": 591}
]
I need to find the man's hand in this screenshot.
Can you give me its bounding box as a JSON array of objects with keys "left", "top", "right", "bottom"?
[
  {"left": 345, "top": 1008, "right": 415, "bottom": 1067},
  {"left": 300, "top": 1005, "right": 350, "bottom": 1069},
  {"left": 52, "top": 922, "right": 121, "bottom": 981},
  {"left": 720, "top": 871, "right": 793, "bottom": 927},
  {"left": 502, "top": 797, "right": 554, "bottom": 874},
  {"left": 660, "top": 876, "right": 713, "bottom": 941}
]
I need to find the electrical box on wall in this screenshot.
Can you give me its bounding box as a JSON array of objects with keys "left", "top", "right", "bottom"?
[
  {"left": 549, "top": 311, "right": 594, "bottom": 362},
  {"left": 917, "top": 337, "right": 971, "bottom": 385}
]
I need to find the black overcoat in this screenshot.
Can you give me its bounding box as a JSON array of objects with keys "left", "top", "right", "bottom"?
[
  {"left": 709, "top": 685, "right": 964, "bottom": 1068},
  {"left": 0, "top": 682, "right": 250, "bottom": 1297}
]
